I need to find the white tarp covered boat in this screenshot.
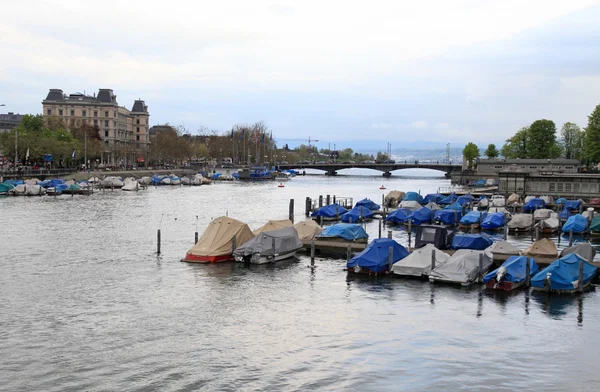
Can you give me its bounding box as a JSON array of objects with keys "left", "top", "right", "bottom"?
[
  {"left": 508, "top": 214, "right": 533, "bottom": 231},
  {"left": 100, "top": 177, "right": 124, "bottom": 188},
  {"left": 533, "top": 209, "right": 554, "bottom": 221},
  {"left": 233, "top": 227, "right": 303, "bottom": 264},
  {"left": 489, "top": 241, "right": 521, "bottom": 261},
  {"left": 122, "top": 179, "right": 140, "bottom": 191},
  {"left": 399, "top": 200, "right": 421, "bottom": 210},
  {"left": 392, "top": 244, "right": 450, "bottom": 277},
  {"left": 429, "top": 249, "right": 493, "bottom": 286},
  {"left": 536, "top": 217, "right": 560, "bottom": 233}
]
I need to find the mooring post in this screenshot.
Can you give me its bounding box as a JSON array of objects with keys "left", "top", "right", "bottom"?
[
  {"left": 346, "top": 244, "right": 351, "bottom": 263},
  {"left": 569, "top": 229, "right": 574, "bottom": 247},
  {"left": 478, "top": 253, "right": 484, "bottom": 283},
  {"left": 305, "top": 197, "right": 311, "bottom": 217},
  {"left": 454, "top": 210, "right": 458, "bottom": 226},
  {"left": 195, "top": 231, "right": 198, "bottom": 244},
  {"left": 388, "top": 246, "right": 394, "bottom": 273},
  {"left": 319, "top": 195, "right": 323, "bottom": 208},
  {"left": 504, "top": 223, "right": 508, "bottom": 241},
  {"left": 525, "top": 257, "right": 531, "bottom": 288},
  {"left": 378, "top": 218, "right": 382, "bottom": 238},
  {"left": 157, "top": 229, "right": 161, "bottom": 255},
  {"left": 408, "top": 220, "right": 412, "bottom": 248},
  {"left": 289, "top": 199, "right": 294, "bottom": 224},
  {"left": 326, "top": 194, "right": 330, "bottom": 205},
  {"left": 558, "top": 218, "right": 562, "bottom": 244},
  {"left": 431, "top": 249, "right": 436, "bottom": 272},
  {"left": 232, "top": 235, "right": 237, "bottom": 252},
  {"left": 462, "top": 205, "right": 466, "bottom": 217},
  {"left": 535, "top": 226, "right": 540, "bottom": 241},
  {"left": 578, "top": 259, "right": 584, "bottom": 293},
  {"left": 471, "top": 223, "right": 475, "bottom": 234},
  {"left": 388, "top": 230, "right": 392, "bottom": 239},
  {"left": 333, "top": 195, "right": 336, "bottom": 204},
  {"left": 319, "top": 216, "right": 323, "bottom": 226},
  {"left": 271, "top": 237, "right": 276, "bottom": 260},
  {"left": 336, "top": 205, "right": 339, "bottom": 220},
  {"left": 310, "top": 240, "right": 315, "bottom": 265}
]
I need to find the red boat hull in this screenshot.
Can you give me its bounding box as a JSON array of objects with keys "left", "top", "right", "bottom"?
[
  {"left": 181, "top": 253, "right": 232, "bottom": 263},
  {"left": 485, "top": 279, "right": 521, "bottom": 291}
]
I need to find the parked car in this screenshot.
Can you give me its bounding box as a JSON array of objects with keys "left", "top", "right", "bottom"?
[
  {"left": 384, "top": 159, "right": 396, "bottom": 164},
  {"left": 363, "top": 160, "right": 376, "bottom": 164}
]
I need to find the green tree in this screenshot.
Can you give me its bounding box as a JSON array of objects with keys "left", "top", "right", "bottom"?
[
  {"left": 560, "top": 122, "right": 583, "bottom": 159},
  {"left": 375, "top": 151, "right": 389, "bottom": 162},
  {"left": 584, "top": 104, "right": 600, "bottom": 164},
  {"left": 501, "top": 127, "right": 528, "bottom": 159},
  {"left": 526, "top": 119, "right": 559, "bottom": 159},
  {"left": 462, "top": 142, "right": 479, "bottom": 169},
  {"left": 484, "top": 143, "right": 499, "bottom": 159}
]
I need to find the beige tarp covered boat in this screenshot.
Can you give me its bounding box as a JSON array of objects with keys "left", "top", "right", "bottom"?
[
  {"left": 183, "top": 216, "right": 254, "bottom": 263},
  {"left": 253, "top": 219, "right": 293, "bottom": 235},
  {"left": 507, "top": 193, "right": 521, "bottom": 205},
  {"left": 522, "top": 238, "right": 558, "bottom": 259},
  {"left": 489, "top": 241, "right": 521, "bottom": 258},
  {"left": 293, "top": 220, "right": 323, "bottom": 241},
  {"left": 384, "top": 191, "right": 405, "bottom": 208},
  {"left": 508, "top": 214, "right": 533, "bottom": 230}
]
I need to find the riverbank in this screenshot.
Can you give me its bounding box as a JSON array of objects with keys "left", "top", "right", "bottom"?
[{"left": 59, "top": 169, "right": 200, "bottom": 181}]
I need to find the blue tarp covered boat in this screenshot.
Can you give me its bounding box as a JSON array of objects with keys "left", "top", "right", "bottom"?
[
  {"left": 561, "top": 215, "right": 588, "bottom": 233},
  {"left": 439, "top": 193, "right": 458, "bottom": 205},
  {"left": 311, "top": 203, "right": 348, "bottom": 220},
  {"left": 341, "top": 206, "right": 374, "bottom": 223},
  {"left": 564, "top": 200, "right": 582, "bottom": 211},
  {"left": 355, "top": 198, "right": 380, "bottom": 211},
  {"left": 457, "top": 194, "right": 476, "bottom": 206},
  {"left": 481, "top": 212, "right": 506, "bottom": 230},
  {"left": 407, "top": 207, "right": 433, "bottom": 225},
  {"left": 459, "top": 211, "right": 486, "bottom": 226},
  {"left": 555, "top": 198, "right": 567, "bottom": 205},
  {"left": 444, "top": 201, "right": 463, "bottom": 211},
  {"left": 347, "top": 238, "right": 408, "bottom": 273},
  {"left": 318, "top": 224, "right": 368, "bottom": 241},
  {"left": 558, "top": 208, "right": 570, "bottom": 221},
  {"left": 531, "top": 253, "right": 598, "bottom": 293},
  {"left": 483, "top": 256, "right": 539, "bottom": 291},
  {"left": 434, "top": 210, "right": 461, "bottom": 225},
  {"left": 423, "top": 193, "right": 444, "bottom": 204},
  {"left": 451, "top": 234, "right": 493, "bottom": 250},
  {"left": 402, "top": 192, "right": 423, "bottom": 204},
  {"left": 385, "top": 208, "right": 411, "bottom": 224},
  {"left": 474, "top": 179, "right": 486, "bottom": 187},
  {"left": 522, "top": 198, "right": 546, "bottom": 212}
]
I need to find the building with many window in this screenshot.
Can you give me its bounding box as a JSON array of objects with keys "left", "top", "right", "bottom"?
[
  {"left": 42, "top": 88, "right": 150, "bottom": 167},
  {"left": 0, "top": 112, "right": 25, "bottom": 133}
]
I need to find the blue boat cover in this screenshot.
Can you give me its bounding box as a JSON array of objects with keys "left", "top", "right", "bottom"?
[
  {"left": 423, "top": 193, "right": 444, "bottom": 204},
  {"left": 318, "top": 224, "right": 368, "bottom": 241},
  {"left": 444, "top": 201, "right": 463, "bottom": 211},
  {"left": 483, "top": 256, "right": 539, "bottom": 284},
  {"left": 558, "top": 208, "right": 570, "bottom": 221},
  {"left": 481, "top": 212, "right": 506, "bottom": 230},
  {"left": 407, "top": 207, "right": 433, "bottom": 225},
  {"left": 564, "top": 200, "right": 582, "bottom": 211},
  {"left": 402, "top": 192, "right": 423, "bottom": 203},
  {"left": 522, "top": 198, "right": 546, "bottom": 212},
  {"left": 434, "top": 210, "right": 462, "bottom": 225},
  {"left": 457, "top": 194, "right": 476, "bottom": 206},
  {"left": 311, "top": 203, "right": 348, "bottom": 218},
  {"left": 475, "top": 179, "right": 486, "bottom": 186},
  {"left": 561, "top": 215, "right": 588, "bottom": 233},
  {"left": 459, "top": 211, "right": 486, "bottom": 225},
  {"left": 531, "top": 253, "right": 598, "bottom": 291},
  {"left": 341, "top": 206, "right": 374, "bottom": 222},
  {"left": 385, "top": 208, "right": 411, "bottom": 224},
  {"left": 451, "top": 234, "right": 493, "bottom": 250},
  {"left": 355, "top": 198, "right": 380, "bottom": 210},
  {"left": 555, "top": 198, "right": 567, "bottom": 205},
  {"left": 439, "top": 193, "right": 458, "bottom": 205},
  {"left": 347, "top": 238, "right": 409, "bottom": 273}
]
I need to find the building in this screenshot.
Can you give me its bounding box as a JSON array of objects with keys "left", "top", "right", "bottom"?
[
  {"left": 0, "top": 112, "right": 25, "bottom": 133},
  {"left": 499, "top": 170, "right": 600, "bottom": 199},
  {"left": 149, "top": 124, "right": 177, "bottom": 136},
  {"left": 42, "top": 88, "right": 150, "bottom": 167}
]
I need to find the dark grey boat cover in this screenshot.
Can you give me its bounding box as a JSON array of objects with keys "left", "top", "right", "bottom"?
[
  {"left": 560, "top": 243, "right": 596, "bottom": 262},
  {"left": 233, "top": 227, "right": 302, "bottom": 258},
  {"left": 429, "top": 249, "right": 493, "bottom": 284}
]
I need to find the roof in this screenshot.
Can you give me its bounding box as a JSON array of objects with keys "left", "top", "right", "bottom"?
[
  {"left": 479, "top": 158, "right": 579, "bottom": 165},
  {"left": 131, "top": 99, "right": 148, "bottom": 113},
  {"left": 45, "top": 89, "right": 65, "bottom": 101}
]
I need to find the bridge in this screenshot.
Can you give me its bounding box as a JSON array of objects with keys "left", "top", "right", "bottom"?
[{"left": 277, "top": 162, "right": 463, "bottom": 177}]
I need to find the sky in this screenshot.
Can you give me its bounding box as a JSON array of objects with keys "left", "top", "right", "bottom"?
[{"left": 1, "top": 0, "right": 600, "bottom": 151}]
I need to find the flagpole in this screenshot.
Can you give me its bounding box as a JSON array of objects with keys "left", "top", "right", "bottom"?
[
  {"left": 84, "top": 128, "right": 87, "bottom": 171},
  {"left": 14, "top": 130, "right": 17, "bottom": 169}
]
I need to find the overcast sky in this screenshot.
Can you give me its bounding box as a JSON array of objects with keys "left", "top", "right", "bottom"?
[{"left": 1, "top": 0, "right": 600, "bottom": 150}]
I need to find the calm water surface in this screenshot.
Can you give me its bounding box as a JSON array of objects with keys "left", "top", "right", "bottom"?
[{"left": 1, "top": 171, "right": 599, "bottom": 391}]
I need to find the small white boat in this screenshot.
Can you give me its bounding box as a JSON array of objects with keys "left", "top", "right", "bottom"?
[
  {"left": 139, "top": 176, "right": 153, "bottom": 186},
  {"left": 160, "top": 177, "right": 172, "bottom": 185},
  {"left": 275, "top": 171, "right": 292, "bottom": 181},
  {"left": 490, "top": 195, "right": 506, "bottom": 207},
  {"left": 122, "top": 180, "right": 140, "bottom": 192},
  {"left": 100, "top": 177, "right": 124, "bottom": 188},
  {"left": 181, "top": 176, "right": 191, "bottom": 185}
]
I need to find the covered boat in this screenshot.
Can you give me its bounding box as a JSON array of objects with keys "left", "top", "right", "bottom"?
[
  {"left": 444, "top": 201, "right": 463, "bottom": 211},
  {"left": 384, "top": 190, "right": 405, "bottom": 208},
  {"left": 122, "top": 179, "right": 140, "bottom": 191},
  {"left": 480, "top": 212, "right": 506, "bottom": 230},
  {"left": 392, "top": 244, "right": 450, "bottom": 277},
  {"left": 341, "top": 206, "right": 374, "bottom": 223},
  {"left": 589, "top": 216, "right": 600, "bottom": 234},
  {"left": 477, "top": 196, "right": 489, "bottom": 209},
  {"left": 293, "top": 220, "right": 323, "bottom": 242},
  {"left": 385, "top": 208, "right": 411, "bottom": 224},
  {"left": 406, "top": 207, "right": 433, "bottom": 225},
  {"left": 459, "top": 211, "right": 486, "bottom": 228},
  {"left": 533, "top": 209, "right": 554, "bottom": 221},
  {"left": 560, "top": 242, "right": 596, "bottom": 261},
  {"left": 564, "top": 199, "right": 582, "bottom": 212},
  {"left": 169, "top": 175, "right": 181, "bottom": 185},
  {"left": 423, "top": 202, "right": 442, "bottom": 210},
  {"left": 456, "top": 194, "right": 475, "bottom": 206},
  {"left": 100, "top": 176, "right": 124, "bottom": 188},
  {"left": 317, "top": 224, "right": 368, "bottom": 242},
  {"left": 489, "top": 241, "right": 521, "bottom": 262},
  {"left": 233, "top": 227, "right": 303, "bottom": 264},
  {"left": 506, "top": 193, "right": 521, "bottom": 205},
  {"left": 347, "top": 238, "right": 408, "bottom": 274},
  {"left": 253, "top": 219, "right": 293, "bottom": 235},
  {"left": 414, "top": 225, "right": 454, "bottom": 250},
  {"left": 433, "top": 210, "right": 461, "bottom": 226},
  {"left": 439, "top": 193, "right": 458, "bottom": 205},
  {"left": 558, "top": 208, "right": 571, "bottom": 222},
  {"left": 451, "top": 234, "right": 493, "bottom": 250},
  {"left": 561, "top": 215, "right": 587, "bottom": 233},
  {"left": 522, "top": 198, "right": 546, "bottom": 212},
  {"left": 507, "top": 214, "right": 533, "bottom": 232},
  {"left": 429, "top": 249, "right": 493, "bottom": 286},
  {"left": 483, "top": 256, "right": 539, "bottom": 291},
  {"left": 589, "top": 198, "right": 600, "bottom": 205},
  {"left": 536, "top": 217, "right": 560, "bottom": 233},
  {"left": 522, "top": 238, "right": 558, "bottom": 260},
  {"left": 531, "top": 253, "right": 598, "bottom": 293},
  {"left": 182, "top": 216, "right": 254, "bottom": 263},
  {"left": 181, "top": 176, "right": 191, "bottom": 185},
  {"left": 540, "top": 195, "right": 555, "bottom": 206},
  {"left": 399, "top": 200, "right": 422, "bottom": 210},
  {"left": 355, "top": 198, "right": 380, "bottom": 211},
  {"left": 491, "top": 195, "right": 507, "bottom": 207},
  {"left": 311, "top": 203, "right": 348, "bottom": 221},
  {"left": 423, "top": 193, "right": 444, "bottom": 204},
  {"left": 555, "top": 197, "right": 567, "bottom": 205},
  {"left": 0, "top": 182, "right": 15, "bottom": 195},
  {"left": 402, "top": 192, "right": 423, "bottom": 204}
]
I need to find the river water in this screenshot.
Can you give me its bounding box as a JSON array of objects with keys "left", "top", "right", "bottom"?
[{"left": 1, "top": 170, "right": 599, "bottom": 391}]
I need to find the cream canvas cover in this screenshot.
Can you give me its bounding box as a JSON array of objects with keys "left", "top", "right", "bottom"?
[
  {"left": 489, "top": 241, "right": 521, "bottom": 256},
  {"left": 293, "top": 220, "right": 323, "bottom": 241},
  {"left": 533, "top": 209, "right": 554, "bottom": 220},
  {"left": 253, "top": 219, "right": 293, "bottom": 235},
  {"left": 187, "top": 216, "right": 254, "bottom": 257},
  {"left": 399, "top": 200, "right": 421, "bottom": 210},
  {"left": 385, "top": 191, "right": 405, "bottom": 207},
  {"left": 392, "top": 244, "right": 450, "bottom": 277},
  {"left": 507, "top": 193, "right": 521, "bottom": 204},
  {"left": 523, "top": 238, "right": 558, "bottom": 258},
  {"left": 508, "top": 214, "right": 533, "bottom": 229}
]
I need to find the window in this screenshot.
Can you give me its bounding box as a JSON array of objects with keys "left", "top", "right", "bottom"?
[
  {"left": 59, "top": 109, "right": 63, "bottom": 116},
  {"left": 136, "top": 119, "right": 140, "bottom": 124},
  {"left": 114, "top": 112, "right": 117, "bottom": 118},
  {"left": 549, "top": 183, "right": 555, "bottom": 192},
  {"left": 105, "top": 130, "right": 109, "bottom": 137},
  {"left": 136, "top": 135, "right": 140, "bottom": 141},
  {"left": 137, "top": 127, "right": 140, "bottom": 133},
  {"left": 557, "top": 183, "right": 564, "bottom": 192},
  {"left": 565, "top": 183, "right": 572, "bottom": 192},
  {"left": 105, "top": 111, "right": 109, "bottom": 117},
  {"left": 47, "top": 109, "right": 52, "bottom": 115},
  {"left": 82, "top": 110, "right": 86, "bottom": 117},
  {"left": 93, "top": 119, "right": 98, "bottom": 125},
  {"left": 94, "top": 111, "right": 98, "bottom": 117},
  {"left": 70, "top": 110, "right": 75, "bottom": 116},
  {"left": 574, "top": 183, "right": 580, "bottom": 192},
  {"left": 494, "top": 165, "right": 502, "bottom": 169},
  {"left": 104, "top": 120, "right": 109, "bottom": 126}
]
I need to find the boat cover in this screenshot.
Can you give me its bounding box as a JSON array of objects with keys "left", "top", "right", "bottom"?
[
  {"left": 522, "top": 238, "right": 558, "bottom": 258},
  {"left": 478, "top": 198, "right": 489, "bottom": 208},
  {"left": 444, "top": 201, "right": 463, "bottom": 211},
  {"left": 508, "top": 214, "right": 533, "bottom": 230},
  {"left": 481, "top": 212, "right": 506, "bottom": 230},
  {"left": 489, "top": 241, "right": 521, "bottom": 257},
  {"left": 402, "top": 192, "right": 423, "bottom": 203},
  {"left": 399, "top": 200, "right": 422, "bottom": 210},
  {"left": 423, "top": 202, "right": 442, "bottom": 210},
  {"left": 0, "top": 183, "right": 15, "bottom": 193},
  {"left": 459, "top": 211, "right": 486, "bottom": 225},
  {"left": 560, "top": 243, "right": 596, "bottom": 261},
  {"left": 384, "top": 191, "right": 405, "bottom": 208},
  {"left": 434, "top": 210, "right": 461, "bottom": 225},
  {"left": 429, "top": 249, "right": 493, "bottom": 284},
  {"left": 233, "top": 227, "right": 302, "bottom": 259},
  {"left": 483, "top": 256, "right": 539, "bottom": 284},
  {"left": 253, "top": 219, "right": 294, "bottom": 235},
  {"left": 317, "top": 224, "right": 368, "bottom": 241},
  {"left": 385, "top": 208, "right": 411, "bottom": 224},
  {"left": 439, "top": 193, "right": 458, "bottom": 205},
  {"left": 561, "top": 215, "right": 587, "bottom": 233},
  {"left": 564, "top": 200, "right": 582, "bottom": 211},
  {"left": 536, "top": 217, "right": 559, "bottom": 231},
  {"left": 522, "top": 198, "right": 546, "bottom": 212},
  {"left": 452, "top": 234, "right": 493, "bottom": 250},
  {"left": 488, "top": 207, "right": 512, "bottom": 217},
  {"left": 589, "top": 198, "right": 600, "bottom": 205},
  {"left": 415, "top": 225, "right": 454, "bottom": 250},
  {"left": 355, "top": 198, "right": 380, "bottom": 211},
  {"left": 590, "top": 216, "right": 600, "bottom": 232},
  {"left": 407, "top": 207, "right": 433, "bottom": 225},
  {"left": 507, "top": 193, "right": 521, "bottom": 204},
  {"left": 392, "top": 243, "right": 450, "bottom": 276},
  {"left": 533, "top": 209, "right": 554, "bottom": 220},
  {"left": 311, "top": 203, "right": 348, "bottom": 219},
  {"left": 540, "top": 196, "right": 555, "bottom": 205},
  {"left": 293, "top": 220, "right": 323, "bottom": 241},
  {"left": 582, "top": 208, "right": 595, "bottom": 220},
  {"left": 347, "top": 238, "right": 408, "bottom": 273},
  {"left": 341, "top": 206, "right": 375, "bottom": 222},
  {"left": 555, "top": 197, "right": 567, "bottom": 205},
  {"left": 423, "top": 193, "right": 444, "bottom": 204},
  {"left": 531, "top": 253, "right": 598, "bottom": 291},
  {"left": 475, "top": 179, "right": 486, "bottom": 186},
  {"left": 186, "top": 216, "right": 254, "bottom": 259},
  {"left": 457, "top": 194, "right": 476, "bottom": 206}
]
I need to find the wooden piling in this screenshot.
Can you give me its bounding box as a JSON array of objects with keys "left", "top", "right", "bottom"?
[
  {"left": 503, "top": 223, "right": 508, "bottom": 241},
  {"left": 471, "top": 223, "right": 475, "bottom": 234},
  {"left": 271, "top": 237, "right": 276, "bottom": 260},
  {"left": 346, "top": 244, "right": 351, "bottom": 262},
  {"left": 320, "top": 216, "right": 323, "bottom": 226},
  {"left": 311, "top": 240, "right": 315, "bottom": 265},
  {"left": 388, "top": 246, "right": 394, "bottom": 273},
  {"left": 195, "top": 231, "right": 198, "bottom": 244},
  {"left": 232, "top": 235, "right": 237, "bottom": 252},
  {"left": 378, "top": 218, "right": 382, "bottom": 238},
  {"left": 569, "top": 229, "right": 574, "bottom": 247},
  {"left": 431, "top": 249, "right": 436, "bottom": 271},
  {"left": 408, "top": 220, "right": 412, "bottom": 248},
  {"left": 289, "top": 199, "right": 294, "bottom": 224},
  {"left": 326, "top": 194, "right": 330, "bottom": 205},
  {"left": 525, "top": 257, "right": 531, "bottom": 287},
  {"left": 478, "top": 253, "right": 484, "bottom": 283},
  {"left": 535, "top": 226, "right": 540, "bottom": 241},
  {"left": 333, "top": 195, "right": 336, "bottom": 204},
  {"left": 578, "top": 259, "right": 584, "bottom": 293},
  {"left": 388, "top": 230, "right": 392, "bottom": 239},
  {"left": 305, "top": 197, "right": 311, "bottom": 217},
  {"left": 319, "top": 195, "right": 323, "bottom": 208},
  {"left": 157, "top": 229, "right": 161, "bottom": 255}
]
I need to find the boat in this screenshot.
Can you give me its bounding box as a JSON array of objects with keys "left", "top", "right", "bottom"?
[
  {"left": 535, "top": 217, "right": 560, "bottom": 234},
  {"left": 429, "top": 249, "right": 493, "bottom": 286},
  {"left": 88, "top": 177, "right": 101, "bottom": 184},
  {"left": 507, "top": 214, "right": 533, "bottom": 232},
  {"left": 392, "top": 243, "right": 450, "bottom": 277},
  {"left": 122, "top": 179, "right": 140, "bottom": 191},
  {"left": 100, "top": 176, "right": 124, "bottom": 188},
  {"left": 522, "top": 198, "right": 546, "bottom": 212},
  {"left": 531, "top": 253, "right": 598, "bottom": 293},
  {"left": 311, "top": 203, "right": 348, "bottom": 221},
  {"left": 423, "top": 202, "right": 442, "bottom": 210},
  {"left": 160, "top": 177, "right": 172, "bottom": 185},
  {"left": 414, "top": 225, "right": 454, "bottom": 250},
  {"left": 522, "top": 238, "right": 558, "bottom": 262},
  {"left": 341, "top": 206, "right": 374, "bottom": 223},
  {"left": 444, "top": 201, "right": 463, "bottom": 212},
  {"left": 451, "top": 233, "right": 493, "bottom": 250},
  {"left": 560, "top": 242, "right": 596, "bottom": 261},
  {"left": 480, "top": 212, "right": 506, "bottom": 230},
  {"left": 540, "top": 195, "right": 555, "bottom": 206},
  {"left": 253, "top": 219, "right": 293, "bottom": 235},
  {"left": 423, "top": 193, "right": 444, "bottom": 204},
  {"left": 561, "top": 215, "right": 587, "bottom": 234},
  {"left": 316, "top": 223, "right": 368, "bottom": 244},
  {"left": 293, "top": 220, "right": 323, "bottom": 242},
  {"left": 275, "top": 171, "right": 292, "bottom": 181},
  {"left": 238, "top": 166, "right": 274, "bottom": 180},
  {"left": 46, "top": 183, "right": 68, "bottom": 195},
  {"left": 439, "top": 193, "right": 458, "bottom": 205},
  {"left": 533, "top": 209, "right": 554, "bottom": 221},
  {"left": 433, "top": 210, "right": 461, "bottom": 226},
  {"left": 406, "top": 207, "right": 433, "bottom": 226},
  {"left": 139, "top": 176, "right": 153, "bottom": 186},
  {"left": 477, "top": 196, "right": 489, "bottom": 210},
  {"left": 489, "top": 241, "right": 521, "bottom": 263},
  {"left": 233, "top": 227, "right": 303, "bottom": 264},
  {"left": 589, "top": 216, "right": 600, "bottom": 236},
  {"left": 483, "top": 256, "right": 539, "bottom": 291},
  {"left": 564, "top": 199, "right": 583, "bottom": 212},
  {"left": 191, "top": 174, "right": 210, "bottom": 185},
  {"left": 487, "top": 207, "right": 512, "bottom": 218},
  {"left": 347, "top": 238, "right": 408, "bottom": 274},
  {"left": 355, "top": 198, "right": 380, "bottom": 211},
  {"left": 384, "top": 190, "right": 405, "bottom": 208},
  {"left": 456, "top": 194, "right": 475, "bottom": 206},
  {"left": 385, "top": 208, "right": 411, "bottom": 225},
  {"left": 182, "top": 216, "right": 254, "bottom": 263},
  {"left": 490, "top": 195, "right": 506, "bottom": 207},
  {"left": 181, "top": 176, "right": 191, "bottom": 185},
  {"left": 458, "top": 211, "right": 486, "bottom": 230},
  {"left": 399, "top": 200, "right": 421, "bottom": 210},
  {"left": 0, "top": 182, "right": 15, "bottom": 195}
]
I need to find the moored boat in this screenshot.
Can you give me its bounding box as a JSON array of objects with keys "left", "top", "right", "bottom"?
[
  {"left": 483, "top": 256, "right": 539, "bottom": 291},
  {"left": 392, "top": 243, "right": 450, "bottom": 277},
  {"left": 341, "top": 205, "right": 374, "bottom": 223},
  {"left": 480, "top": 212, "right": 506, "bottom": 230},
  {"left": 531, "top": 253, "right": 598, "bottom": 293},
  {"left": 429, "top": 249, "right": 493, "bottom": 286},
  {"left": 347, "top": 238, "right": 408, "bottom": 274},
  {"left": 311, "top": 203, "right": 348, "bottom": 221},
  {"left": 233, "top": 227, "right": 303, "bottom": 264},
  {"left": 451, "top": 233, "right": 493, "bottom": 251},
  {"left": 507, "top": 213, "right": 533, "bottom": 232}
]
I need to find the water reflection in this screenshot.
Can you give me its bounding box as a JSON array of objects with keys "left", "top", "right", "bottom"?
[{"left": 531, "top": 289, "right": 593, "bottom": 323}]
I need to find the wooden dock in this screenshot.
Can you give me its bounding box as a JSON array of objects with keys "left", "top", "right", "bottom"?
[{"left": 301, "top": 239, "right": 367, "bottom": 255}]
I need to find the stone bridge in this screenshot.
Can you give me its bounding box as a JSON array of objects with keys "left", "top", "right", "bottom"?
[{"left": 277, "top": 162, "right": 462, "bottom": 177}]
